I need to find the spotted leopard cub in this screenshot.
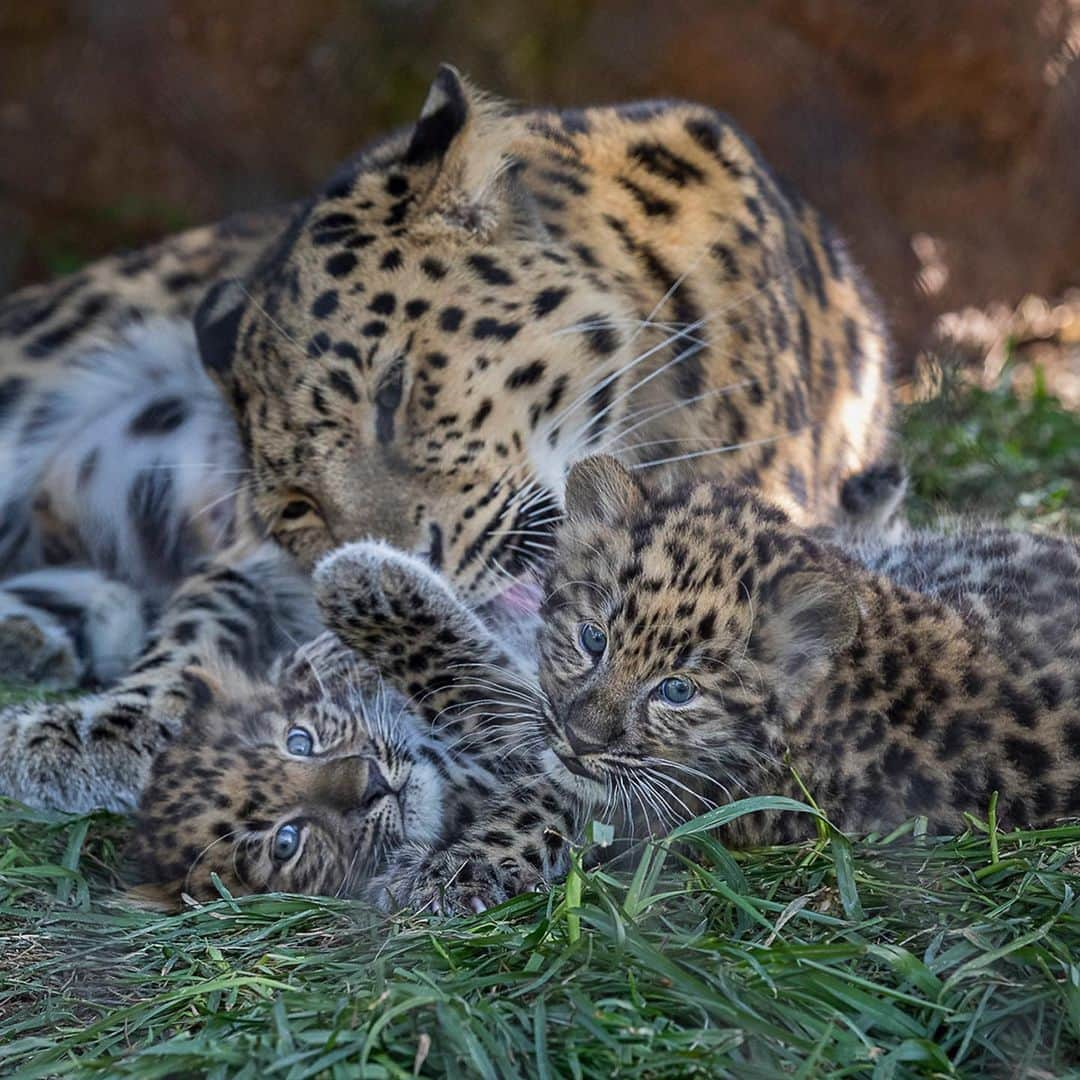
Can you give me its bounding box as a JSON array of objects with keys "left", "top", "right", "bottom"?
[
  {"left": 384, "top": 456, "right": 1078, "bottom": 912},
  {"left": 128, "top": 542, "right": 544, "bottom": 909},
  {"left": 538, "top": 455, "right": 1079, "bottom": 840}
]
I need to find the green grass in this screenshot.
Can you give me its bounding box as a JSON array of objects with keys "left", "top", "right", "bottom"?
[
  {"left": 2, "top": 367, "right": 1078, "bottom": 1077},
  {"left": 2, "top": 799, "right": 1078, "bottom": 1077},
  {"left": 902, "top": 360, "right": 1080, "bottom": 532}
]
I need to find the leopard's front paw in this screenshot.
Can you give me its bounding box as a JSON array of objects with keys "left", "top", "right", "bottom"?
[
  {"left": 371, "top": 848, "right": 546, "bottom": 917},
  {"left": 0, "top": 691, "right": 164, "bottom": 813},
  {"left": 0, "top": 613, "right": 80, "bottom": 690},
  {"left": 314, "top": 540, "right": 469, "bottom": 651}
]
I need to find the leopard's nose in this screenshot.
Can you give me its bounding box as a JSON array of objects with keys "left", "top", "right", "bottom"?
[
  {"left": 312, "top": 756, "right": 391, "bottom": 813},
  {"left": 564, "top": 724, "right": 612, "bottom": 755},
  {"left": 362, "top": 760, "right": 393, "bottom": 806}
]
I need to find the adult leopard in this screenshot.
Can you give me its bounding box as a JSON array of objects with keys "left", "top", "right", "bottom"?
[{"left": 0, "top": 65, "right": 891, "bottom": 813}]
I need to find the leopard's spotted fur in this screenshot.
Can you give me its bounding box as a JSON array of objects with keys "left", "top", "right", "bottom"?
[
  {"left": 367, "top": 459, "right": 1080, "bottom": 914},
  {"left": 127, "top": 542, "right": 545, "bottom": 910},
  {"left": 0, "top": 64, "right": 890, "bottom": 813}
]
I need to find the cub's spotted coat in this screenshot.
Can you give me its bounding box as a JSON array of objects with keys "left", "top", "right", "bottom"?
[
  {"left": 366, "top": 459, "right": 1080, "bottom": 914},
  {"left": 128, "top": 542, "right": 546, "bottom": 909},
  {"left": 0, "top": 65, "right": 890, "bottom": 813},
  {"left": 0, "top": 545, "right": 318, "bottom": 813}
]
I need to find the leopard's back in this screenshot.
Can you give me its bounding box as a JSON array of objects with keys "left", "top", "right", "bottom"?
[
  {"left": 0, "top": 210, "right": 283, "bottom": 372},
  {"left": 836, "top": 523, "right": 1080, "bottom": 660},
  {"left": 520, "top": 100, "right": 891, "bottom": 521}
]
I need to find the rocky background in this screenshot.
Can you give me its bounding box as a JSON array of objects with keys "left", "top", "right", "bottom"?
[{"left": 2, "top": 0, "right": 1079, "bottom": 377}]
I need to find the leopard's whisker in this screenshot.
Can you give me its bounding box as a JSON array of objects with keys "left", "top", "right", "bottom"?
[
  {"left": 543, "top": 578, "right": 614, "bottom": 607},
  {"left": 561, "top": 255, "right": 812, "bottom": 462},
  {"left": 643, "top": 755, "right": 747, "bottom": 798},
  {"left": 633, "top": 770, "right": 681, "bottom": 831},
  {"left": 239, "top": 282, "right": 311, "bottom": 362},
  {"left": 561, "top": 339, "right": 709, "bottom": 457},
  {"left": 551, "top": 320, "right": 711, "bottom": 450},
  {"left": 433, "top": 677, "right": 540, "bottom": 707},
  {"left": 638, "top": 765, "right": 708, "bottom": 822},
  {"left": 180, "top": 827, "right": 252, "bottom": 899},
  {"left": 631, "top": 427, "right": 809, "bottom": 471},
  {"left": 595, "top": 378, "right": 755, "bottom": 452},
  {"left": 442, "top": 662, "right": 543, "bottom": 696},
  {"left": 545, "top": 291, "right": 712, "bottom": 436},
  {"left": 628, "top": 769, "right": 669, "bottom": 831},
  {"left": 189, "top": 478, "right": 258, "bottom": 523}
]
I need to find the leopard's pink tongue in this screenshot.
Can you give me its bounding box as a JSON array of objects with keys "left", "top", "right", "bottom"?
[{"left": 496, "top": 580, "right": 543, "bottom": 616}]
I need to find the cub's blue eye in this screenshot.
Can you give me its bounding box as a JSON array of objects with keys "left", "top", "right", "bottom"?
[
  {"left": 658, "top": 676, "right": 696, "bottom": 704},
  {"left": 579, "top": 622, "right": 608, "bottom": 657},
  {"left": 271, "top": 823, "right": 302, "bottom": 862},
  {"left": 286, "top": 727, "right": 313, "bottom": 757}
]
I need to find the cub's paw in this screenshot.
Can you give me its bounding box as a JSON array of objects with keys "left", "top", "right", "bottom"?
[
  {"left": 0, "top": 612, "right": 79, "bottom": 690},
  {"left": 314, "top": 540, "right": 472, "bottom": 649},
  {"left": 369, "top": 847, "right": 545, "bottom": 917},
  {"left": 0, "top": 696, "right": 121, "bottom": 812}
]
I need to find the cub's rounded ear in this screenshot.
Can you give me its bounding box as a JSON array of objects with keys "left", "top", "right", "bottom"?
[
  {"left": 759, "top": 570, "right": 859, "bottom": 682},
  {"left": 194, "top": 278, "right": 246, "bottom": 381},
  {"left": 564, "top": 455, "right": 643, "bottom": 526}
]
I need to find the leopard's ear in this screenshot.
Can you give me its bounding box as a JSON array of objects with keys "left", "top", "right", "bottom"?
[
  {"left": 124, "top": 880, "right": 185, "bottom": 913},
  {"left": 564, "top": 455, "right": 644, "bottom": 527},
  {"left": 757, "top": 570, "right": 859, "bottom": 689},
  {"left": 407, "top": 64, "right": 537, "bottom": 242},
  {"left": 194, "top": 278, "right": 246, "bottom": 384}
]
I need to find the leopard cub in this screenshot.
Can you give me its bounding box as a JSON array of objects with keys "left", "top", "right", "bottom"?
[
  {"left": 127, "top": 541, "right": 541, "bottom": 910},
  {"left": 537, "top": 455, "right": 1079, "bottom": 842},
  {"left": 338, "top": 458, "right": 1079, "bottom": 914}
]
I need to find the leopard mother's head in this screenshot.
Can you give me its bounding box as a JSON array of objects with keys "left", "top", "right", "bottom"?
[{"left": 195, "top": 65, "right": 639, "bottom": 602}]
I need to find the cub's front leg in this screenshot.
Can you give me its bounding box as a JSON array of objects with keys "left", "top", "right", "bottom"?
[
  {"left": 0, "top": 545, "right": 316, "bottom": 813},
  {"left": 314, "top": 542, "right": 597, "bottom": 913},
  {"left": 313, "top": 541, "right": 539, "bottom": 763},
  {"left": 369, "top": 772, "right": 588, "bottom": 915}
]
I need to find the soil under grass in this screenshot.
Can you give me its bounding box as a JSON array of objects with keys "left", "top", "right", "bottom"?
[{"left": 1, "top": 370, "right": 1078, "bottom": 1077}]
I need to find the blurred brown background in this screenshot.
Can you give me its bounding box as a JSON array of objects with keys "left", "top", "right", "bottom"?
[{"left": 2, "top": 0, "right": 1080, "bottom": 370}]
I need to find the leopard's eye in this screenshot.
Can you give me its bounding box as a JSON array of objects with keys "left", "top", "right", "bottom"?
[
  {"left": 657, "top": 676, "right": 696, "bottom": 705},
  {"left": 286, "top": 726, "right": 314, "bottom": 757},
  {"left": 579, "top": 622, "right": 607, "bottom": 657},
  {"left": 271, "top": 822, "right": 302, "bottom": 862},
  {"left": 277, "top": 492, "right": 322, "bottom": 526}
]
